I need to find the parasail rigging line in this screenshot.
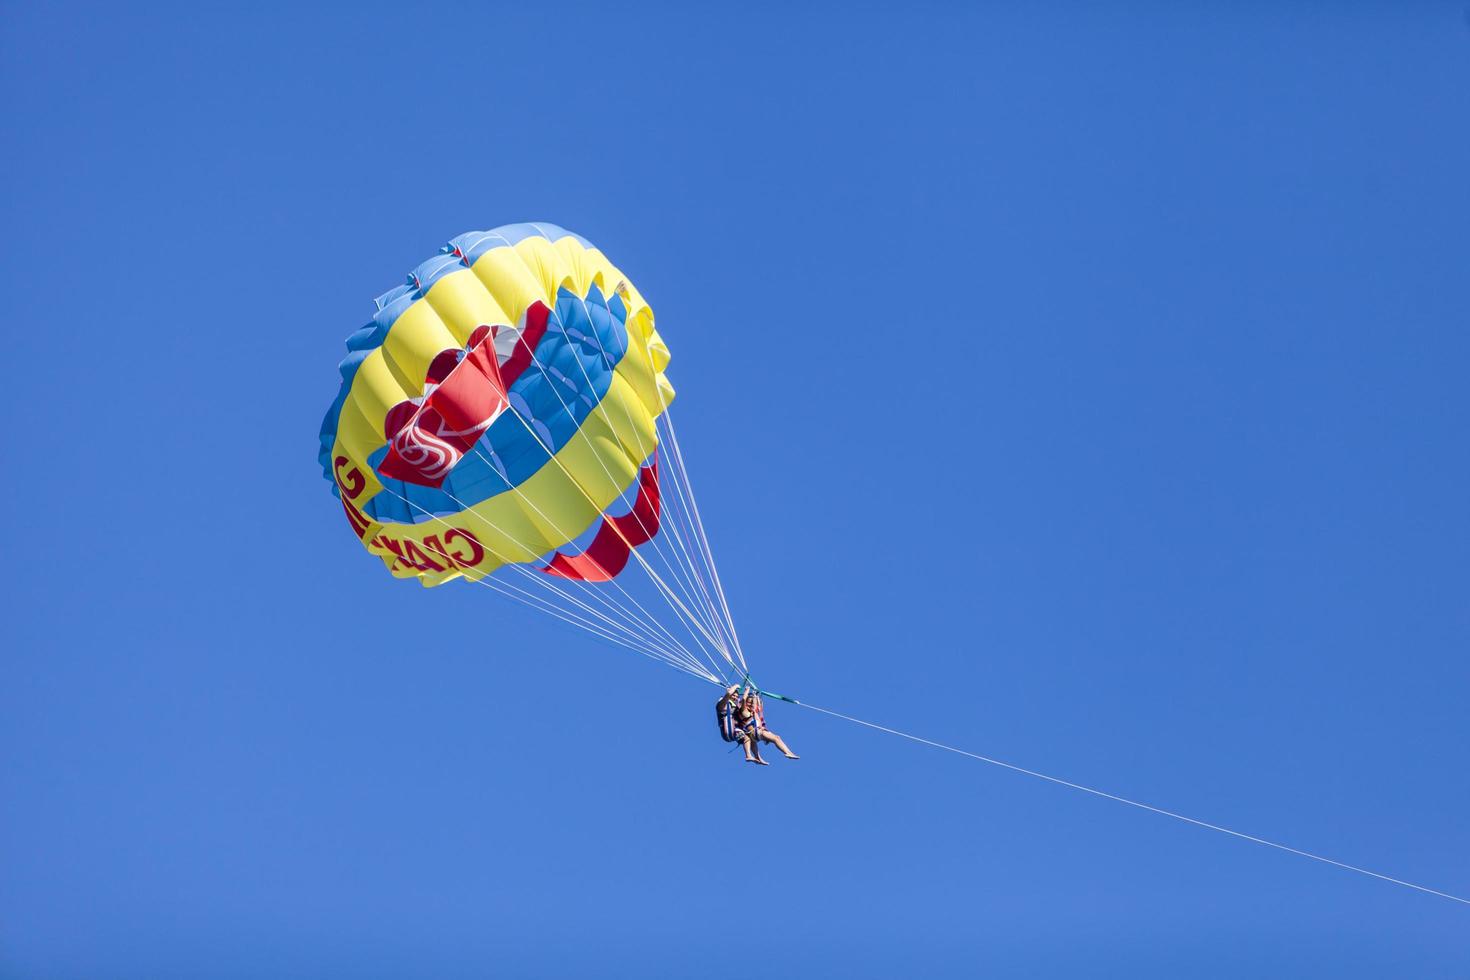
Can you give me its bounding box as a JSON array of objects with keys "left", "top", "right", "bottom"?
[
  {"left": 459, "top": 418, "right": 732, "bottom": 685},
  {"left": 466, "top": 572, "right": 710, "bottom": 678},
  {"left": 649, "top": 417, "right": 743, "bottom": 663},
  {"left": 466, "top": 307, "right": 739, "bottom": 678},
  {"left": 644, "top": 425, "right": 745, "bottom": 672},
  {"left": 533, "top": 291, "right": 729, "bottom": 653},
  {"left": 373, "top": 483, "right": 718, "bottom": 683},
  {"left": 406, "top": 288, "right": 729, "bottom": 679},
  {"left": 791, "top": 698, "right": 1470, "bottom": 907},
  {"left": 561, "top": 291, "right": 740, "bottom": 661},
  {"left": 656, "top": 406, "right": 749, "bottom": 670},
  {"left": 414, "top": 284, "right": 734, "bottom": 672},
  {"left": 431, "top": 460, "right": 715, "bottom": 679},
  {"left": 556, "top": 290, "right": 743, "bottom": 667},
  {"left": 393, "top": 467, "right": 702, "bottom": 671},
  {"left": 365, "top": 351, "right": 733, "bottom": 681}
]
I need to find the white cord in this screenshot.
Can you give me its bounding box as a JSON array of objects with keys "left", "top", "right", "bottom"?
[{"left": 797, "top": 700, "right": 1470, "bottom": 907}]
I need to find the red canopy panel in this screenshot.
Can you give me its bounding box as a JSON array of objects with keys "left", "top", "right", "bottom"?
[{"left": 543, "top": 459, "right": 661, "bottom": 582}]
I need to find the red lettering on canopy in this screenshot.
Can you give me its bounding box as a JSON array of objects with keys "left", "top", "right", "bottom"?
[
  {"left": 372, "top": 534, "right": 407, "bottom": 572},
  {"left": 333, "top": 457, "right": 372, "bottom": 539},
  {"left": 373, "top": 528, "right": 486, "bottom": 574},
  {"left": 340, "top": 497, "right": 371, "bottom": 539},
  {"left": 334, "top": 456, "right": 366, "bottom": 499},
  {"left": 422, "top": 534, "right": 451, "bottom": 567},
  {"left": 400, "top": 539, "right": 446, "bottom": 573},
  {"left": 444, "top": 528, "right": 485, "bottom": 568}
]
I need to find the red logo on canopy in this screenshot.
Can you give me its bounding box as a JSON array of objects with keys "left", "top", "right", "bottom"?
[
  {"left": 378, "top": 303, "right": 552, "bottom": 488},
  {"left": 378, "top": 324, "right": 508, "bottom": 487}
]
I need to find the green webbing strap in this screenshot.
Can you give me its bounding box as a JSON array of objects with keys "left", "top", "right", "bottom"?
[
  {"left": 749, "top": 679, "right": 800, "bottom": 705},
  {"left": 737, "top": 674, "right": 801, "bottom": 705}
]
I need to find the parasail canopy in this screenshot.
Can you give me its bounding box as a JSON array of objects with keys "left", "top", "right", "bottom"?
[{"left": 319, "top": 223, "right": 747, "bottom": 685}]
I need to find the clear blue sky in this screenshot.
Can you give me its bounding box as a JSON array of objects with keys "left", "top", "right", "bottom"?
[{"left": 3, "top": 3, "right": 1468, "bottom": 977}]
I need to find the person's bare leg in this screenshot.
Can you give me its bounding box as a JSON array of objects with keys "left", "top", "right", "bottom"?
[
  {"left": 744, "top": 731, "right": 768, "bottom": 765},
  {"left": 739, "top": 732, "right": 765, "bottom": 764},
  {"left": 760, "top": 730, "right": 799, "bottom": 759}
]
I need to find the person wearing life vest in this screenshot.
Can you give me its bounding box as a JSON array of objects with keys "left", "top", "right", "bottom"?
[
  {"left": 716, "top": 684, "right": 763, "bottom": 764},
  {"left": 717, "top": 687, "right": 799, "bottom": 764}
]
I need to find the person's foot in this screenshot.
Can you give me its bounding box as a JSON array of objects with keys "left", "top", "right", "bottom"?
[
  {"left": 783, "top": 753, "right": 800, "bottom": 760},
  {"left": 748, "top": 756, "right": 769, "bottom": 766}
]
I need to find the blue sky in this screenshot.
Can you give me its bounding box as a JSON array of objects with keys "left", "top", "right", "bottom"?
[{"left": 3, "top": 3, "right": 1468, "bottom": 977}]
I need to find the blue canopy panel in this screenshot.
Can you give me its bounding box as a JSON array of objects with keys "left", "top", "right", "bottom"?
[
  {"left": 364, "top": 283, "right": 634, "bottom": 525},
  {"left": 318, "top": 222, "right": 597, "bottom": 494}
]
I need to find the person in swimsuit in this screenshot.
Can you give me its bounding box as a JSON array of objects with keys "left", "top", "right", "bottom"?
[
  {"left": 716, "top": 684, "right": 763, "bottom": 764},
  {"left": 737, "top": 691, "right": 798, "bottom": 763}
]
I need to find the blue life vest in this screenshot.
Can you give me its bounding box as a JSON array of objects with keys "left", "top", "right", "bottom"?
[{"left": 716, "top": 695, "right": 737, "bottom": 742}]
